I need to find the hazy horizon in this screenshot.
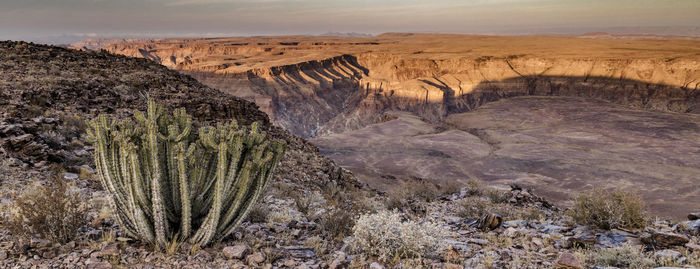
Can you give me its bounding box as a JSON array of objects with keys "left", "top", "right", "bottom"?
[{"left": 1, "top": 0, "right": 699, "bottom": 44}]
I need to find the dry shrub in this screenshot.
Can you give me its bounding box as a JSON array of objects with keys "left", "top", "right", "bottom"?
[
  {"left": 385, "top": 181, "right": 444, "bottom": 213},
  {"left": 246, "top": 203, "right": 269, "bottom": 223},
  {"left": 458, "top": 197, "right": 492, "bottom": 219},
  {"left": 570, "top": 188, "right": 647, "bottom": 229},
  {"left": 2, "top": 177, "right": 89, "bottom": 244},
  {"left": 588, "top": 244, "right": 657, "bottom": 268},
  {"left": 321, "top": 209, "right": 355, "bottom": 241},
  {"left": 320, "top": 181, "right": 344, "bottom": 206},
  {"left": 352, "top": 210, "right": 452, "bottom": 263},
  {"left": 520, "top": 207, "right": 545, "bottom": 221},
  {"left": 461, "top": 179, "right": 509, "bottom": 203},
  {"left": 411, "top": 181, "right": 441, "bottom": 202},
  {"left": 463, "top": 179, "right": 485, "bottom": 196},
  {"left": 304, "top": 236, "right": 331, "bottom": 260},
  {"left": 437, "top": 181, "right": 462, "bottom": 196},
  {"left": 485, "top": 189, "right": 510, "bottom": 204},
  {"left": 292, "top": 192, "right": 314, "bottom": 215},
  {"left": 457, "top": 197, "right": 521, "bottom": 220}
]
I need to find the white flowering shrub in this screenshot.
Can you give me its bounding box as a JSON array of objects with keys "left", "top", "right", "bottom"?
[{"left": 352, "top": 210, "right": 452, "bottom": 263}]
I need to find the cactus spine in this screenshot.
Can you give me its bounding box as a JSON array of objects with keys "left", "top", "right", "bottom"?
[{"left": 86, "top": 99, "right": 286, "bottom": 248}]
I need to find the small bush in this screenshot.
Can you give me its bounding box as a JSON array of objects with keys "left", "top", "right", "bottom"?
[
  {"left": 321, "top": 209, "right": 355, "bottom": 240},
  {"left": 463, "top": 179, "right": 485, "bottom": 196},
  {"left": 457, "top": 197, "right": 521, "bottom": 220},
  {"left": 385, "top": 181, "right": 444, "bottom": 215},
  {"left": 2, "top": 177, "right": 89, "bottom": 244},
  {"left": 246, "top": 204, "right": 269, "bottom": 223},
  {"left": 589, "top": 244, "right": 657, "bottom": 268},
  {"left": 458, "top": 198, "right": 492, "bottom": 219},
  {"left": 352, "top": 210, "right": 452, "bottom": 263},
  {"left": 411, "top": 181, "right": 441, "bottom": 202},
  {"left": 570, "top": 188, "right": 647, "bottom": 229},
  {"left": 292, "top": 192, "right": 314, "bottom": 215},
  {"left": 484, "top": 189, "right": 510, "bottom": 204},
  {"left": 436, "top": 181, "right": 461, "bottom": 196}
]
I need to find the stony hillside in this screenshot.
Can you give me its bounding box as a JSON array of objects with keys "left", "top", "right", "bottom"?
[{"left": 0, "top": 40, "right": 360, "bottom": 190}]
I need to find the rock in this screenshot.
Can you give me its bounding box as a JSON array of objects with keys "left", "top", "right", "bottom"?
[
  {"left": 641, "top": 230, "right": 690, "bottom": 248},
  {"left": 96, "top": 244, "right": 119, "bottom": 258},
  {"left": 654, "top": 249, "right": 682, "bottom": 263},
  {"left": 246, "top": 252, "right": 265, "bottom": 265},
  {"left": 63, "top": 172, "right": 78, "bottom": 180},
  {"left": 7, "top": 134, "right": 33, "bottom": 148},
  {"left": 555, "top": 252, "right": 583, "bottom": 269},
  {"left": 503, "top": 220, "right": 528, "bottom": 228},
  {"left": 596, "top": 231, "right": 632, "bottom": 248},
  {"left": 369, "top": 262, "right": 385, "bottom": 269},
  {"left": 329, "top": 251, "right": 347, "bottom": 269},
  {"left": 504, "top": 227, "right": 520, "bottom": 237},
  {"left": 568, "top": 234, "right": 596, "bottom": 248},
  {"left": 87, "top": 261, "right": 113, "bottom": 269},
  {"left": 443, "top": 246, "right": 460, "bottom": 263},
  {"left": 281, "top": 259, "right": 297, "bottom": 267},
  {"left": 685, "top": 243, "right": 700, "bottom": 251},
  {"left": 467, "top": 238, "right": 489, "bottom": 245},
  {"left": 532, "top": 237, "right": 544, "bottom": 247},
  {"left": 443, "top": 216, "right": 461, "bottom": 224},
  {"left": 537, "top": 224, "right": 570, "bottom": 235},
  {"left": 222, "top": 244, "right": 249, "bottom": 259},
  {"left": 475, "top": 213, "right": 502, "bottom": 231},
  {"left": 0, "top": 124, "right": 24, "bottom": 137},
  {"left": 42, "top": 250, "right": 56, "bottom": 259},
  {"left": 279, "top": 245, "right": 316, "bottom": 259},
  {"left": 685, "top": 219, "right": 700, "bottom": 234},
  {"left": 441, "top": 263, "right": 461, "bottom": 269},
  {"left": 688, "top": 212, "right": 700, "bottom": 220}
]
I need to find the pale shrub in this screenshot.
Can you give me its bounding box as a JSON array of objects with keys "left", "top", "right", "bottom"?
[
  {"left": 352, "top": 210, "right": 452, "bottom": 263},
  {"left": 589, "top": 244, "right": 657, "bottom": 268},
  {"left": 571, "top": 188, "right": 647, "bottom": 229}
]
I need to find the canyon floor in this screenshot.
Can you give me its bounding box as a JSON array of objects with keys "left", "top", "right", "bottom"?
[
  {"left": 312, "top": 96, "right": 700, "bottom": 219},
  {"left": 91, "top": 34, "right": 700, "bottom": 219}
]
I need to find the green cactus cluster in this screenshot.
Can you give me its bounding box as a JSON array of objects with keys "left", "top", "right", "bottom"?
[{"left": 86, "top": 99, "right": 286, "bottom": 248}]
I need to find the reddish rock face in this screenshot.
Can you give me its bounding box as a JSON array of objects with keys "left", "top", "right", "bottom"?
[{"left": 100, "top": 34, "right": 700, "bottom": 138}]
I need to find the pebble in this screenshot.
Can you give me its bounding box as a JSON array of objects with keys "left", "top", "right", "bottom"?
[
  {"left": 369, "top": 262, "right": 385, "bottom": 269},
  {"left": 246, "top": 252, "right": 265, "bottom": 265},
  {"left": 62, "top": 172, "right": 78, "bottom": 180},
  {"left": 554, "top": 252, "right": 582, "bottom": 269},
  {"left": 222, "top": 244, "right": 249, "bottom": 260}
]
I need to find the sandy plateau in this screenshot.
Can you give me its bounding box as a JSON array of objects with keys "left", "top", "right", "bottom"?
[{"left": 90, "top": 34, "right": 700, "bottom": 219}]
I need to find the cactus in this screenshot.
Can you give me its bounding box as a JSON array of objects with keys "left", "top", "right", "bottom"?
[{"left": 86, "top": 99, "right": 286, "bottom": 248}]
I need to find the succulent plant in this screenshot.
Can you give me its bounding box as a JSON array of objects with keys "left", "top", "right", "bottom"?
[{"left": 86, "top": 99, "right": 285, "bottom": 248}]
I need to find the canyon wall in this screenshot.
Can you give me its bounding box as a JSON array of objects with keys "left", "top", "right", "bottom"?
[{"left": 101, "top": 35, "right": 700, "bottom": 138}]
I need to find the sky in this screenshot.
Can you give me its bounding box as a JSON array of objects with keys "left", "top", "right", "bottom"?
[{"left": 1, "top": 0, "right": 699, "bottom": 43}]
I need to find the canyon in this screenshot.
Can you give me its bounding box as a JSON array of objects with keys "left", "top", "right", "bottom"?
[{"left": 91, "top": 34, "right": 700, "bottom": 218}]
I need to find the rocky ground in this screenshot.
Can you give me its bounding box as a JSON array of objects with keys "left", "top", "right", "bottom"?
[{"left": 1, "top": 157, "right": 699, "bottom": 268}]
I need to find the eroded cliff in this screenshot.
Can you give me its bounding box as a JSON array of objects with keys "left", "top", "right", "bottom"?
[{"left": 100, "top": 34, "right": 700, "bottom": 138}]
